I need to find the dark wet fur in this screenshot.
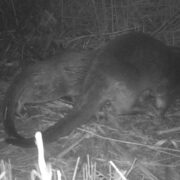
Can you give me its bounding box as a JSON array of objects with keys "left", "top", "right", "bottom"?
[{"left": 2, "top": 32, "right": 180, "bottom": 148}]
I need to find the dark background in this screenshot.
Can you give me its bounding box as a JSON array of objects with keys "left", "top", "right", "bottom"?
[{"left": 1, "top": 0, "right": 180, "bottom": 75}]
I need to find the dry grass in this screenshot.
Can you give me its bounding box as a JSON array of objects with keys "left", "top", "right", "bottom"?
[
  {"left": 0, "top": 0, "right": 180, "bottom": 65},
  {"left": 0, "top": 98, "right": 180, "bottom": 180},
  {"left": 0, "top": 0, "right": 180, "bottom": 180}
]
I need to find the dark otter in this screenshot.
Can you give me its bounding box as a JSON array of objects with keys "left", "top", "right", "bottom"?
[
  {"left": 2, "top": 50, "right": 91, "bottom": 146},
  {"left": 2, "top": 32, "right": 180, "bottom": 148}
]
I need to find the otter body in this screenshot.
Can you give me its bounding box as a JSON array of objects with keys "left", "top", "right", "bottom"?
[{"left": 2, "top": 32, "right": 180, "bottom": 147}]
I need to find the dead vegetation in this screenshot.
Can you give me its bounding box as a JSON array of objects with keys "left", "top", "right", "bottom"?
[{"left": 0, "top": 0, "right": 180, "bottom": 180}]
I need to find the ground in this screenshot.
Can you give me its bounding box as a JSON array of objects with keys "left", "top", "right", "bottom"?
[{"left": 0, "top": 79, "right": 180, "bottom": 180}]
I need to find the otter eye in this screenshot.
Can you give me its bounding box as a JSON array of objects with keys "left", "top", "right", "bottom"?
[{"left": 61, "top": 96, "right": 73, "bottom": 104}]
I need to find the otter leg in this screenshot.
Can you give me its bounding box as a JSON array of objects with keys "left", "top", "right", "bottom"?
[{"left": 155, "top": 93, "right": 168, "bottom": 117}]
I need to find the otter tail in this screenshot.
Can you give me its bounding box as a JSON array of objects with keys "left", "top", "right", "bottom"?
[
  {"left": 4, "top": 108, "right": 91, "bottom": 148},
  {"left": 4, "top": 81, "right": 102, "bottom": 148},
  {"left": 5, "top": 136, "right": 35, "bottom": 148}
]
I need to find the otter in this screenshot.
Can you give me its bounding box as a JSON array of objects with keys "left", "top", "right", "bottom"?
[{"left": 2, "top": 32, "right": 180, "bottom": 148}]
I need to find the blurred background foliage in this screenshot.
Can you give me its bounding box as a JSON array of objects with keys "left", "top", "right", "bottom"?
[{"left": 0, "top": 0, "right": 180, "bottom": 76}]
